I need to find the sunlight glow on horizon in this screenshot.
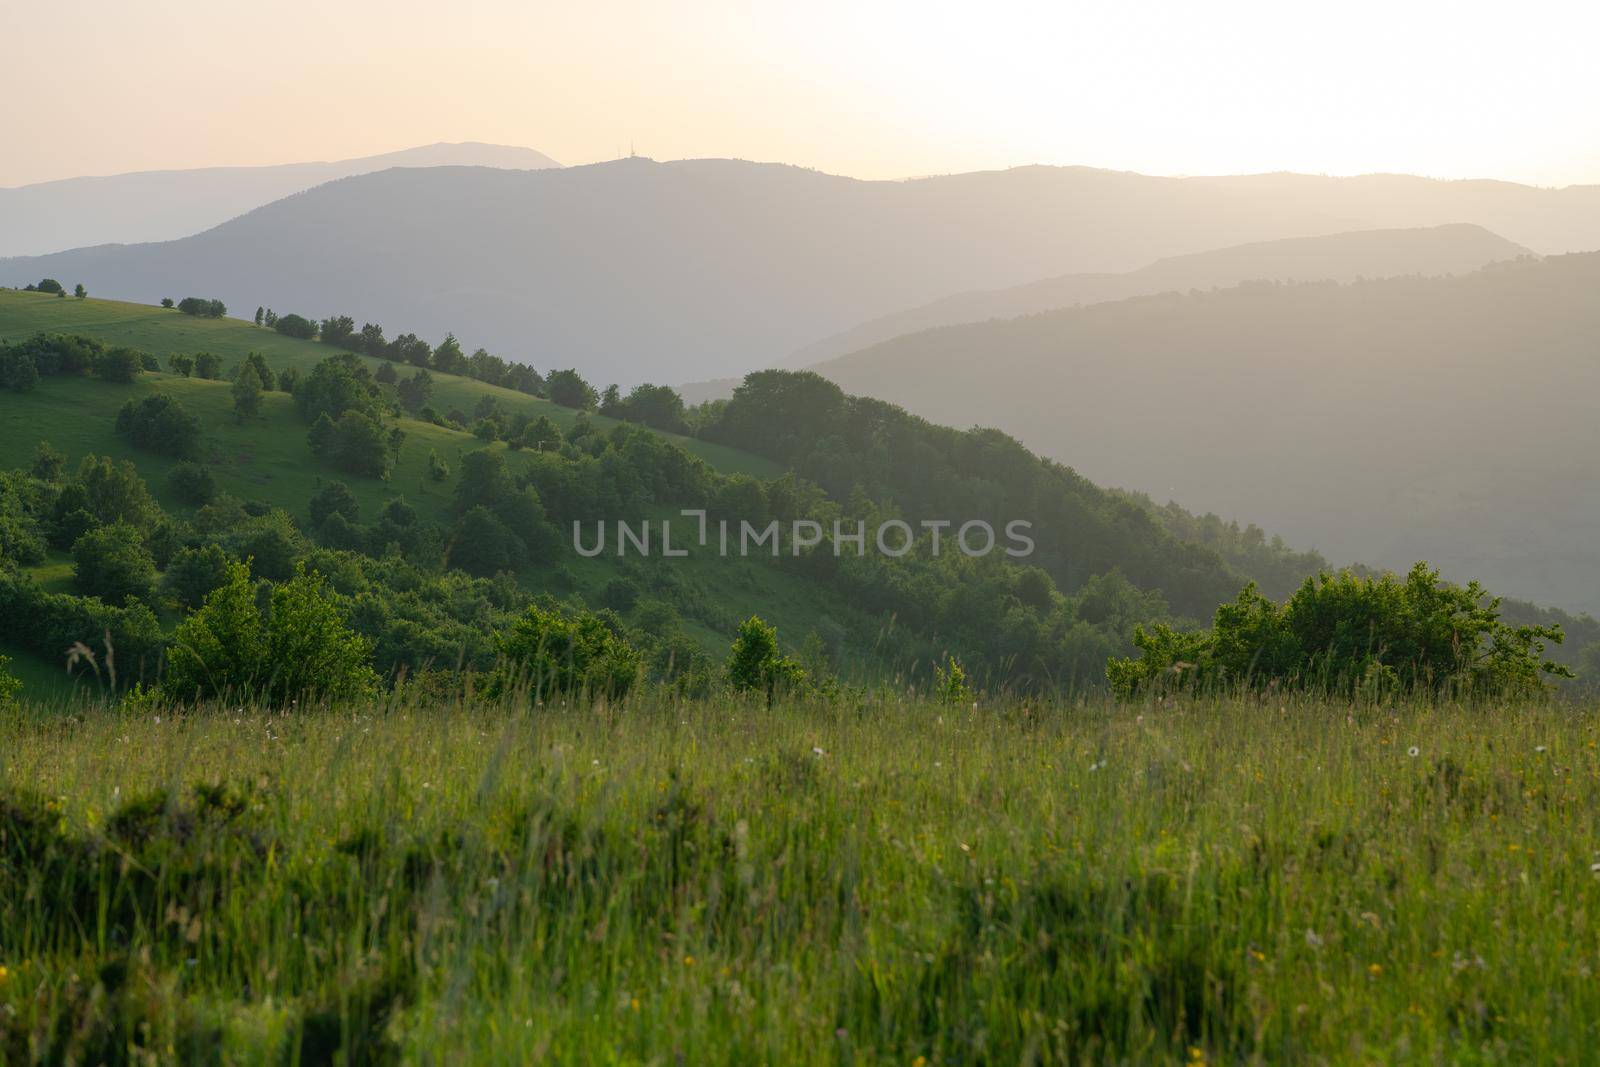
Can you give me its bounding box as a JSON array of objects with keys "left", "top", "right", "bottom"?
[{"left": 6, "top": 0, "right": 1598, "bottom": 188}]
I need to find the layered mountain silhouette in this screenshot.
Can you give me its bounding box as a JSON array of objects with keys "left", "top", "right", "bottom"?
[
  {"left": 9, "top": 160, "right": 1599, "bottom": 385},
  {"left": 789, "top": 224, "right": 1531, "bottom": 368},
  {"left": 810, "top": 253, "right": 1600, "bottom": 614},
  {"left": 0, "top": 142, "right": 561, "bottom": 257}
]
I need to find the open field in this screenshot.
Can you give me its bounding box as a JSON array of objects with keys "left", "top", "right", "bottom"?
[{"left": 4, "top": 693, "right": 1598, "bottom": 1063}]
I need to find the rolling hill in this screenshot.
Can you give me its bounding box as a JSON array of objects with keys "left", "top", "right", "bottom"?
[
  {"left": 0, "top": 142, "right": 560, "bottom": 258},
  {"left": 10, "top": 160, "right": 1599, "bottom": 386},
  {"left": 808, "top": 252, "right": 1600, "bottom": 615}
]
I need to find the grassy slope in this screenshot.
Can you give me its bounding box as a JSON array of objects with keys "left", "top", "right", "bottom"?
[
  {"left": 3, "top": 695, "right": 1598, "bottom": 1061},
  {"left": 0, "top": 294, "right": 866, "bottom": 699},
  {"left": 0, "top": 291, "right": 778, "bottom": 478}
]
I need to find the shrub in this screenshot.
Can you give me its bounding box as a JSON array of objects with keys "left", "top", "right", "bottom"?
[
  {"left": 176, "top": 297, "right": 226, "bottom": 318},
  {"left": 273, "top": 313, "right": 318, "bottom": 340},
  {"left": 167, "top": 462, "right": 217, "bottom": 506},
  {"left": 165, "top": 561, "right": 378, "bottom": 704},
  {"left": 115, "top": 394, "right": 202, "bottom": 459},
  {"left": 726, "top": 615, "right": 807, "bottom": 700},
  {"left": 72, "top": 522, "right": 156, "bottom": 605},
  {"left": 162, "top": 543, "right": 232, "bottom": 611},
  {"left": 1107, "top": 563, "right": 1573, "bottom": 699},
  {"left": 309, "top": 481, "right": 360, "bottom": 527},
  {"left": 490, "top": 603, "right": 639, "bottom": 700},
  {"left": 92, "top": 347, "right": 144, "bottom": 383},
  {"left": 193, "top": 352, "right": 224, "bottom": 379}
]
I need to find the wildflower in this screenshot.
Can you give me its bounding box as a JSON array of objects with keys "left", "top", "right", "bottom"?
[
  {"left": 812, "top": 746, "right": 825, "bottom": 757},
  {"left": 1407, "top": 746, "right": 1419, "bottom": 758},
  {"left": 1368, "top": 963, "right": 1383, "bottom": 976},
  {"left": 1305, "top": 929, "right": 1322, "bottom": 948},
  {"left": 0, "top": 965, "right": 9, "bottom": 985},
  {"left": 683, "top": 955, "right": 695, "bottom": 967},
  {"left": 1535, "top": 745, "right": 1547, "bottom": 753}
]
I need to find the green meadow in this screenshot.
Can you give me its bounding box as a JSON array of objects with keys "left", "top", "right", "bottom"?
[{"left": 3, "top": 692, "right": 1598, "bottom": 1063}]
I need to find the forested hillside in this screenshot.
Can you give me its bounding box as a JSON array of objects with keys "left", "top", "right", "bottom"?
[{"left": 811, "top": 253, "right": 1600, "bottom": 614}]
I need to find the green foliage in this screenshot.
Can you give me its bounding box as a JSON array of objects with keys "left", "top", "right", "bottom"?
[
  {"left": 427, "top": 449, "right": 450, "bottom": 482},
  {"left": 192, "top": 351, "right": 224, "bottom": 379},
  {"left": 115, "top": 393, "right": 202, "bottom": 459},
  {"left": 933, "top": 655, "right": 975, "bottom": 704},
  {"left": 273, "top": 312, "right": 317, "bottom": 339},
  {"left": 165, "top": 560, "right": 378, "bottom": 704},
  {"left": 0, "top": 653, "right": 19, "bottom": 708},
  {"left": 447, "top": 507, "right": 523, "bottom": 577},
  {"left": 176, "top": 297, "right": 227, "bottom": 318},
  {"left": 33, "top": 278, "right": 65, "bottom": 295},
  {"left": 725, "top": 615, "right": 806, "bottom": 700},
  {"left": 71, "top": 522, "right": 156, "bottom": 604},
  {"left": 162, "top": 542, "right": 232, "bottom": 612},
  {"left": 309, "top": 410, "right": 395, "bottom": 479},
  {"left": 166, "top": 461, "right": 217, "bottom": 505},
  {"left": 546, "top": 368, "right": 597, "bottom": 410},
  {"left": 295, "top": 353, "right": 383, "bottom": 423},
  {"left": 309, "top": 480, "right": 360, "bottom": 527},
  {"left": 231, "top": 361, "right": 264, "bottom": 419},
  {"left": 490, "top": 603, "right": 640, "bottom": 700},
  {"left": 238, "top": 350, "right": 277, "bottom": 391},
  {"left": 51, "top": 455, "right": 159, "bottom": 546},
  {"left": 73, "top": 283, "right": 86, "bottom": 299},
  {"left": 1108, "top": 563, "right": 1572, "bottom": 699},
  {"left": 92, "top": 346, "right": 144, "bottom": 383}
]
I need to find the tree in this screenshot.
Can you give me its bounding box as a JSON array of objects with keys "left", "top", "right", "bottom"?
[
  {"left": 115, "top": 394, "right": 202, "bottom": 459},
  {"left": 273, "top": 313, "right": 317, "bottom": 339},
  {"left": 168, "top": 353, "right": 194, "bottom": 376},
  {"left": 295, "top": 353, "right": 382, "bottom": 423},
  {"left": 167, "top": 461, "right": 217, "bottom": 505},
  {"left": 725, "top": 615, "right": 806, "bottom": 701},
  {"left": 427, "top": 450, "right": 450, "bottom": 482},
  {"left": 176, "top": 297, "right": 226, "bottom": 318},
  {"left": 392, "top": 332, "right": 432, "bottom": 368},
  {"left": 358, "top": 323, "right": 387, "bottom": 356},
  {"left": 93, "top": 347, "right": 144, "bottom": 383},
  {"left": 30, "top": 442, "right": 66, "bottom": 482},
  {"left": 309, "top": 411, "right": 395, "bottom": 479},
  {"left": 232, "top": 362, "right": 264, "bottom": 420},
  {"left": 397, "top": 368, "right": 433, "bottom": 413},
  {"left": 489, "top": 603, "right": 640, "bottom": 700},
  {"left": 0, "top": 348, "right": 38, "bottom": 392},
  {"left": 309, "top": 481, "right": 360, "bottom": 526},
  {"left": 165, "top": 561, "right": 378, "bottom": 705},
  {"left": 254, "top": 306, "right": 265, "bottom": 327},
  {"left": 72, "top": 522, "right": 156, "bottom": 605},
  {"left": 161, "top": 297, "right": 175, "bottom": 309},
  {"left": 375, "top": 361, "right": 398, "bottom": 385},
  {"left": 162, "top": 543, "right": 231, "bottom": 611},
  {"left": 193, "top": 351, "right": 224, "bottom": 379},
  {"left": 239, "top": 351, "right": 276, "bottom": 391},
  {"left": 546, "top": 368, "right": 598, "bottom": 410},
  {"left": 431, "top": 333, "right": 466, "bottom": 374},
  {"left": 319, "top": 315, "right": 356, "bottom": 348},
  {"left": 35, "top": 278, "right": 64, "bottom": 295},
  {"left": 447, "top": 507, "right": 523, "bottom": 577},
  {"left": 73, "top": 283, "right": 87, "bottom": 299}
]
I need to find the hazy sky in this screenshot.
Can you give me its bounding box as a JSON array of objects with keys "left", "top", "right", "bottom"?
[{"left": 7, "top": 0, "right": 1598, "bottom": 188}]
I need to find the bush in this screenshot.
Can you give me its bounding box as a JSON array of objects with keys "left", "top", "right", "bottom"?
[
  {"left": 115, "top": 394, "right": 202, "bottom": 459},
  {"left": 72, "top": 522, "right": 156, "bottom": 605},
  {"left": 167, "top": 462, "right": 217, "bottom": 506},
  {"left": 92, "top": 347, "right": 144, "bottom": 383},
  {"left": 309, "top": 481, "right": 360, "bottom": 527},
  {"left": 165, "top": 561, "right": 378, "bottom": 704},
  {"left": 176, "top": 297, "right": 226, "bottom": 318},
  {"left": 193, "top": 352, "right": 224, "bottom": 379},
  {"left": 1107, "top": 563, "right": 1573, "bottom": 699},
  {"left": 309, "top": 411, "right": 395, "bottom": 479},
  {"left": 490, "top": 603, "right": 639, "bottom": 700},
  {"left": 162, "top": 543, "right": 232, "bottom": 611},
  {"left": 726, "top": 615, "right": 807, "bottom": 700},
  {"left": 273, "top": 313, "right": 318, "bottom": 340}
]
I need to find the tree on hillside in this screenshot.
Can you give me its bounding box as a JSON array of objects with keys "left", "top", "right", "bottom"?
[
  {"left": 115, "top": 394, "right": 202, "bottom": 459},
  {"left": 93, "top": 347, "right": 143, "bottom": 383},
  {"left": 34, "top": 278, "right": 64, "bottom": 295},
  {"left": 488, "top": 603, "right": 640, "bottom": 700},
  {"left": 232, "top": 362, "right": 263, "bottom": 420},
  {"left": 238, "top": 351, "right": 276, "bottom": 391},
  {"left": 397, "top": 368, "right": 433, "bottom": 413},
  {"left": 72, "top": 521, "right": 156, "bottom": 605},
  {"left": 432, "top": 333, "right": 466, "bottom": 374},
  {"left": 73, "top": 283, "right": 86, "bottom": 299},
  {"left": 167, "top": 353, "right": 194, "bottom": 376},
  {"left": 160, "top": 297, "right": 175, "bottom": 309},
  {"left": 273, "top": 313, "right": 317, "bottom": 340},
  {"left": 193, "top": 351, "right": 224, "bottom": 379},
  {"left": 177, "top": 296, "right": 226, "bottom": 318},
  {"left": 319, "top": 315, "right": 356, "bottom": 348},
  {"left": 309, "top": 481, "right": 359, "bottom": 527},
  {"left": 546, "top": 368, "right": 597, "bottom": 410},
  {"left": 254, "top": 306, "right": 264, "bottom": 327},
  {"left": 165, "top": 560, "right": 378, "bottom": 705}
]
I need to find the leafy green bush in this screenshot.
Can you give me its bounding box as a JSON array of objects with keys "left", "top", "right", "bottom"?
[
  {"left": 72, "top": 522, "right": 156, "bottom": 605},
  {"left": 165, "top": 560, "right": 378, "bottom": 704},
  {"left": 489, "top": 603, "right": 640, "bottom": 701},
  {"left": 115, "top": 393, "right": 202, "bottom": 459},
  {"left": 726, "top": 615, "right": 807, "bottom": 700},
  {"left": 1108, "top": 563, "right": 1571, "bottom": 699}
]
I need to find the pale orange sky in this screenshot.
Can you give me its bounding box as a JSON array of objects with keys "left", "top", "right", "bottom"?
[{"left": 6, "top": 0, "right": 1598, "bottom": 188}]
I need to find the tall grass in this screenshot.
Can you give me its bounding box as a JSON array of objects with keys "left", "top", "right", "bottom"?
[{"left": 2, "top": 689, "right": 1598, "bottom": 1063}]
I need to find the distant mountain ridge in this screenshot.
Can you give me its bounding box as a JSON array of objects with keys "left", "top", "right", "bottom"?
[
  {"left": 788, "top": 223, "right": 1533, "bottom": 368},
  {"left": 0, "top": 142, "right": 561, "bottom": 257},
  {"left": 5, "top": 160, "right": 1598, "bottom": 386}
]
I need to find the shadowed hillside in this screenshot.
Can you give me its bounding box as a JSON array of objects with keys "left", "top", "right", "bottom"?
[{"left": 810, "top": 253, "right": 1600, "bottom": 614}]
